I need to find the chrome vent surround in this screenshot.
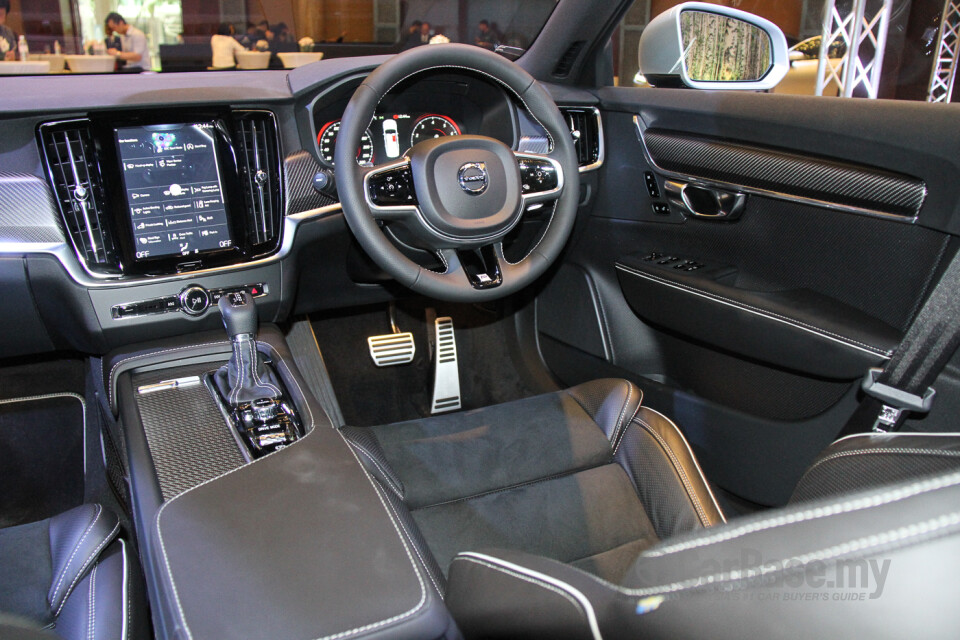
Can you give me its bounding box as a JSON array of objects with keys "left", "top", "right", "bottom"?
[
  {"left": 39, "top": 120, "right": 120, "bottom": 273},
  {"left": 559, "top": 107, "right": 602, "bottom": 171},
  {"left": 232, "top": 111, "right": 282, "bottom": 249}
]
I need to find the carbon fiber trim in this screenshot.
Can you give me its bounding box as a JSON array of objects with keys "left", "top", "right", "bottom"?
[
  {"left": 284, "top": 150, "right": 338, "bottom": 214},
  {"left": 133, "top": 363, "right": 246, "bottom": 501},
  {"left": 640, "top": 127, "right": 927, "bottom": 219},
  {"left": 0, "top": 173, "right": 66, "bottom": 244}
]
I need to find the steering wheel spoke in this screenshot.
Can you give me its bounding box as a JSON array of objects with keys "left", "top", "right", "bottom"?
[
  {"left": 515, "top": 152, "right": 563, "bottom": 206},
  {"left": 454, "top": 243, "right": 503, "bottom": 290},
  {"left": 364, "top": 158, "right": 420, "bottom": 221}
]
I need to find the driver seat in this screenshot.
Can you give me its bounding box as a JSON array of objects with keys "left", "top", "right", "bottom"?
[
  {"left": 340, "top": 378, "right": 724, "bottom": 591},
  {"left": 340, "top": 379, "right": 960, "bottom": 638}
]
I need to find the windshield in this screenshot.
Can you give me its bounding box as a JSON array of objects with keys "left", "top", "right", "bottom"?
[{"left": 0, "top": 0, "right": 557, "bottom": 74}]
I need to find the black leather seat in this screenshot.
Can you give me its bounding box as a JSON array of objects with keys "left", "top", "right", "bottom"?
[
  {"left": 340, "top": 379, "right": 960, "bottom": 639},
  {"left": 0, "top": 504, "right": 146, "bottom": 640}
]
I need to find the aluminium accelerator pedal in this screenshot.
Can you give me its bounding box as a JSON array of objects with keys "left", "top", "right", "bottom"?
[{"left": 431, "top": 317, "right": 461, "bottom": 414}]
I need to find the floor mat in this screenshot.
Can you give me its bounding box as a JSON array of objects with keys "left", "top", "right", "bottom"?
[
  {"left": 0, "top": 393, "right": 86, "bottom": 528},
  {"left": 311, "top": 301, "right": 552, "bottom": 427}
]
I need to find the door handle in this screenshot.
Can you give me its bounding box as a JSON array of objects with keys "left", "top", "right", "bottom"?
[{"left": 664, "top": 181, "right": 746, "bottom": 220}]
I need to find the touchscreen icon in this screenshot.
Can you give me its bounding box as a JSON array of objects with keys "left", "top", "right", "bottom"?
[{"left": 152, "top": 132, "right": 177, "bottom": 153}]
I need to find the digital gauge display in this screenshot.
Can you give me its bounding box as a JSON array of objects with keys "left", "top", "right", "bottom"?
[
  {"left": 410, "top": 114, "right": 461, "bottom": 147},
  {"left": 317, "top": 120, "right": 374, "bottom": 166}
]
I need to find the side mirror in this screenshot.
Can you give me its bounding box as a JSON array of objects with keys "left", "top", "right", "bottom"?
[{"left": 637, "top": 1, "right": 788, "bottom": 91}]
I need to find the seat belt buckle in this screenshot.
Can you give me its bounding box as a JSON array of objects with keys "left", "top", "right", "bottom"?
[{"left": 861, "top": 368, "right": 936, "bottom": 432}]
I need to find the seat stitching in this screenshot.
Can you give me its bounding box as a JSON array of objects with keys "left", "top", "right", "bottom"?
[
  {"left": 615, "top": 265, "right": 892, "bottom": 356},
  {"left": 645, "top": 470, "right": 960, "bottom": 558},
  {"left": 608, "top": 382, "right": 634, "bottom": 448},
  {"left": 618, "top": 511, "right": 960, "bottom": 598},
  {"left": 411, "top": 463, "right": 609, "bottom": 512},
  {"left": 372, "top": 480, "right": 443, "bottom": 597},
  {"left": 349, "top": 441, "right": 404, "bottom": 498},
  {"left": 87, "top": 562, "right": 97, "bottom": 640},
  {"left": 809, "top": 447, "right": 960, "bottom": 474},
  {"left": 611, "top": 390, "right": 644, "bottom": 457},
  {"left": 452, "top": 556, "right": 586, "bottom": 624},
  {"left": 55, "top": 521, "right": 120, "bottom": 617},
  {"left": 633, "top": 417, "right": 711, "bottom": 527},
  {"left": 87, "top": 565, "right": 100, "bottom": 640},
  {"left": 50, "top": 505, "right": 101, "bottom": 606}
]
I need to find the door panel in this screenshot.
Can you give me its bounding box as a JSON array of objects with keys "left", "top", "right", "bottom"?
[{"left": 538, "top": 88, "right": 960, "bottom": 507}]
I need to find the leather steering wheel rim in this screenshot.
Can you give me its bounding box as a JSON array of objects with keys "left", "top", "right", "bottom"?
[{"left": 335, "top": 43, "right": 579, "bottom": 302}]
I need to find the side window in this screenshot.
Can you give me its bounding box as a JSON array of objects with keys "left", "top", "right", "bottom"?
[{"left": 610, "top": 0, "right": 960, "bottom": 103}]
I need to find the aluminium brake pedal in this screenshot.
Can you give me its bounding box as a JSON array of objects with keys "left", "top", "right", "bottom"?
[
  {"left": 430, "top": 316, "right": 461, "bottom": 414},
  {"left": 367, "top": 303, "right": 416, "bottom": 367}
]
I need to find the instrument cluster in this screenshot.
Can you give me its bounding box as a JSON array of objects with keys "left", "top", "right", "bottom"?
[{"left": 317, "top": 112, "right": 462, "bottom": 167}]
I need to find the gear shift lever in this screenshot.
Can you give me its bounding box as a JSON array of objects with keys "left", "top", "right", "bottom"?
[
  {"left": 210, "top": 291, "right": 301, "bottom": 457},
  {"left": 213, "top": 292, "right": 282, "bottom": 406}
]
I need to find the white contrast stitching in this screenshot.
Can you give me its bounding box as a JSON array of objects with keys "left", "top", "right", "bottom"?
[
  {"left": 155, "top": 393, "right": 425, "bottom": 639},
  {"left": 371, "top": 479, "right": 443, "bottom": 597},
  {"left": 646, "top": 470, "right": 960, "bottom": 558},
  {"left": 50, "top": 505, "right": 102, "bottom": 607},
  {"left": 615, "top": 265, "right": 892, "bottom": 357},
  {"left": 251, "top": 339, "right": 282, "bottom": 397},
  {"left": 633, "top": 416, "right": 711, "bottom": 527},
  {"left": 639, "top": 407, "right": 726, "bottom": 524},
  {"left": 55, "top": 521, "right": 120, "bottom": 617},
  {"left": 349, "top": 441, "right": 404, "bottom": 498},
  {"left": 621, "top": 511, "right": 960, "bottom": 598},
  {"left": 87, "top": 562, "right": 97, "bottom": 640},
  {"left": 108, "top": 341, "right": 231, "bottom": 407},
  {"left": 453, "top": 552, "right": 603, "bottom": 640},
  {"left": 453, "top": 556, "right": 585, "bottom": 620}
]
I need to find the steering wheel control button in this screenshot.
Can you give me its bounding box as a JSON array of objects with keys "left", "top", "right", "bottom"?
[
  {"left": 179, "top": 286, "right": 210, "bottom": 316},
  {"left": 458, "top": 162, "right": 489, "bottom": 195},
  {"left": 518, "top": 157, "right": 558, "bottom": 193},
  {"left": 368, "top": 166, "right": 416, "bottom": 206}
]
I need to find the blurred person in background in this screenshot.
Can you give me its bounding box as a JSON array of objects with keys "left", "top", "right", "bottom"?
[
  {"left": 105, "top": 12, "right": 151, "bottom": 70},
  {"left": 474, "top": 19, "right": 498, "bottom": 50},
  {"left": 419, "top": 21, "right": 431, "bottom": 44},
  {"left": 402, "top": 20, "right": 422, "bottom": 50},
  {"left": 211, "top": 23, "right": 245, "bottom": 69},
  {"left": 0, "top": 0, "right": 17, "bottom": 61}
]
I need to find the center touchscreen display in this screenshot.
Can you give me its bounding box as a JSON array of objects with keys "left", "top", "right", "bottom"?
[{"left": 115, "top": 123, "right": 233, "bottom": 260}]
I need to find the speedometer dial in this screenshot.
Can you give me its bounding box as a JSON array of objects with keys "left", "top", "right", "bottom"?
[
  {"left": 410, "top": 115, "right": 461, "bottom": 147},
  {"left": 317, "top": 120, "right": 374, "bottom": 166}
]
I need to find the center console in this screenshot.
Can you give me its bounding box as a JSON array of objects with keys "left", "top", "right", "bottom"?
[{"left": 107, "top": 308, "right": 451, "bottom": 639}]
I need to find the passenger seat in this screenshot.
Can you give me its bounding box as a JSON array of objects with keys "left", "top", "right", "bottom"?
[{"left": 0, "top": 504, "right": 147, "bottom": 639}]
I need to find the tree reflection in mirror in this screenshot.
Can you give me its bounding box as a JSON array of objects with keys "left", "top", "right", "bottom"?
[{"left": 680, "top": 10, "right": 771, "bottom": 82}]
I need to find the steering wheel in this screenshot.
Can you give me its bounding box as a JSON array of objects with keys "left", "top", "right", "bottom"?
[{"left": 335, "top": 43, "right": 579, "bottom": 302}]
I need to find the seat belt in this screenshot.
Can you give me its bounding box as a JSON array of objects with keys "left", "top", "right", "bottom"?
[{"left": 838, "top": 246, "right": 960, "bottom": 435}]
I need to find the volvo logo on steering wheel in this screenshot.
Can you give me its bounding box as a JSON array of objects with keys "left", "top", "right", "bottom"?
[{"left": 458, "top": 162, "right": 489, "bottom": 195}]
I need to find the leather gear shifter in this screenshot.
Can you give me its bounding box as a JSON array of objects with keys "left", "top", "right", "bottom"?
[{"left": 213, "top": 291, "right": 283, "bottom": 406}]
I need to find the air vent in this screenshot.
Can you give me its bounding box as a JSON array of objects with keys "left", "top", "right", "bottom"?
[
  {"left": 39, "top": 120, "right": 120, "bottom": 273},
  {"left": 560, "top": 107, "right": 601, "bottom": 168},
  {"left": 232, "top": 111, "right": 282, "bottom": 251},
  {"left": 553, "top": 40, "right": 586, "bottom": 78}
]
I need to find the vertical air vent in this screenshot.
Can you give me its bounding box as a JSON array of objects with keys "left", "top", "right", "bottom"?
[
  {"left": 560, "top": 107, "right": 601, "bottom": 169},
  {"left": 553, "top": 40, "right": 586, "bottom": 78},
  {"left": 232, "top": 111, "right": 282, "bottom": 251},
  {"left": 39, "top": 120, "right": 119, "bottom": 273}
]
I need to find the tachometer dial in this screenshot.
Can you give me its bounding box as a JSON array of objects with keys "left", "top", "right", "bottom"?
[
  {"left": 410, "top": 115, "right": 461, "bottom": 147},
  {"left": 317, "top": 120, "right": 374, "bottom": 166}
]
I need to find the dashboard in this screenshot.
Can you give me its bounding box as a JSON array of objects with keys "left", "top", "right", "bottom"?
[{"left": 0, "top": 61, "right": 601, "bottom": 358}]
